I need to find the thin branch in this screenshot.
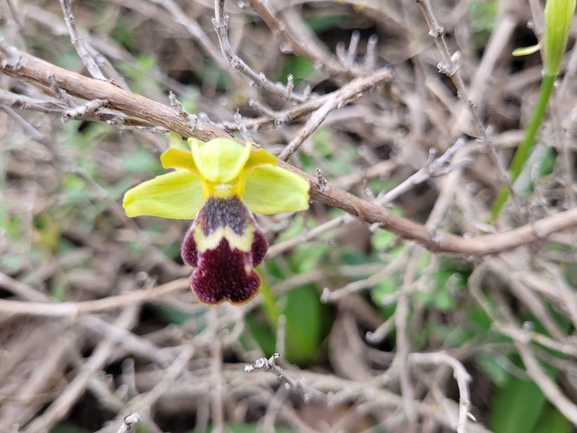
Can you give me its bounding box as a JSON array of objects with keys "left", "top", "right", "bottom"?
[
  {"left": 245, "top": 0, "right": 346, "bottom": 76},
  {"left": 260, "top": 386, "right": 290, "bottom": 433},
  {"left": 415, "top": 0, "right": 521, "bottom": 216},
  {"left": 469, "top": 260, "right": 577, "bottom": 425},
  {"left": 527, "top": 0, "right": 545, "bottom": 36},
  {"left": 118, "top": 413, "right": 142, "bottom": 433},
  {"left": 410, "top": 352, "right": 472, "bottom": 433},
  {"left": 389, "top": 245, "right": 421, "bottom": 423},
  {"left": 550, "top": 93, "right": 576, "bottom": 209},
  {"left": 364, "top": 34, "right": 378, "bottom": 71},
  {"left": 245, "top": 353, "right": 298, "bottom": 388},
  {"left": 0, "top": 88, "right": 67, "bottom": 113},
  {"left": 4, "top": 0, "right": 31, "bottom": 52},
  {"left": 0, "top": 271, "right": 50, "bottom": 302},
  {"left": 245, "top": 354, "right": 326, "bottom": 402},
  {"left": 365, "top": 316, "right": 395, "bottom": 344},
  {"left": 267, "top": 213, "right": 352, "bottom": 257},
  {"left": 23, "top": 305, "right": 141, "bottom": 433},
  {"left": 59, "top": 0, "right": 107, "bottom": 81},
  {"left": 149, "top": 0, "right": 229, "bottom": 71},
  {"left": 100, "top": 345, "right": 195, "bottom": 433},
  {"left": 226, "top": 66, "right": 391, "bottom": 132},
  {"left": 81, "top": 315, "right": 174, "bottom": 366},
  {"left": 210, "top": 319, "right": 225, "bottom": 433},
  {"left": 213, "top": 0, "right": 309, "bottom": 103},
  {"left": 369, "top": 138, "right": 471, "bottom": 231},
  {"left": 0, "top": 278, "right": 189, "bottom": 317},
  {"left": 234, "top": 112, "right": 253, "bottom": 142},
  {"left": 2, "top": 44, "right": 577, "bottom": 256},
  {"left": 322, "top": 246, "right": 410, "bottom": 302},
  {"left": 278, "top": 67, "right": 393, "bottom": 161},
  {"left": 62, "top": 99, "right": 109, "bottom": 120}
]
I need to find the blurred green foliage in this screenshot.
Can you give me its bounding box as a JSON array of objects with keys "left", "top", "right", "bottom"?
[
  {"left": 468, "top": 0, "right": 498, "bottom": 47},
  {"left": 276, "top": 55, "right": 321, "bottom": 85}
]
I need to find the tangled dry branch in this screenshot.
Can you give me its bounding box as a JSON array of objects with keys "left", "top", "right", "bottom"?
[
  {"left": 1, "top": 0, "right": 577, "bottom": 431},
  {"left": 1, "top": 42, "right": 576, "bottom": 257}
]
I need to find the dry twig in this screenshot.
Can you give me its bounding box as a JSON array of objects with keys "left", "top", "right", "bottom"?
[
  {"left": 3, "top": 42, "right": 576, "bottom": 255},
  {"left": 410, "top": 352, "right": 472, "bottom": 433},
  {"left": 117, "top": 413, "right": 142, "bottom": 433},
  {"left": 58, "top": 0, "right": 106, "bottom": 81},
  {"left": 213, "top": 0, "right": 309, "bottom": 103},
  {"left": 416, "top": 0, "right": 521, "bottom": 216}
]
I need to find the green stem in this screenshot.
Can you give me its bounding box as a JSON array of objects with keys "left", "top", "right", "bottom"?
[{"left": 490, "top": 73, "right": 557, "bottom": 219}]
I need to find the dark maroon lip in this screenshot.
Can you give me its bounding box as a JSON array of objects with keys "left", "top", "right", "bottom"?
[
  {"left": 181, "top": 196, "right": 269, "bottom": 305},
  {"left": 190, "top": 238, "right": 262, "bottom": 305}
]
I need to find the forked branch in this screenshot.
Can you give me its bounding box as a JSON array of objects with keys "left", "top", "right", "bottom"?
[{"left": 1, "top": 43, "right": 576, "bottom": 257}]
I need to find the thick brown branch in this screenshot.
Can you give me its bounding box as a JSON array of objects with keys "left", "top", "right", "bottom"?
[
  {"left": 0, "top": 45, "right": 227, "bottom": 142},
  {"left": 2, "top": 45, "right": 577, "bottom": 256}
]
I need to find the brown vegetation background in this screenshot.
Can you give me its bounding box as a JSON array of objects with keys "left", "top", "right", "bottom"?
[{"left": 0, "top": 0, "right": 576, "bottom": 432}]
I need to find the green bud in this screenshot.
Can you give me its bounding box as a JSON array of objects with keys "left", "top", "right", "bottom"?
[
  {"left": 544, "top": 0, "right": 576, "bottom": 76},
  {"left": 512, "top": 43, "right": 541, "bottom": 57}
]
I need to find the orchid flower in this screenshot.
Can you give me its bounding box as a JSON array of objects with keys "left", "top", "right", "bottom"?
[{"left": 123, "top": 137, "right": 310, "bottom": 305}]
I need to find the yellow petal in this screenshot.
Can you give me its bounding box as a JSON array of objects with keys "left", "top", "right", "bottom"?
[
  {"left": 189, "top": 138, "right": 251, "bottom": 183},
  {"left": 123, "top": 170, "right": 203, "bottom": 219},
  {"left": 243, "top": 148, "right": 277, "bottom": 173},
  {"left": 160, "top": 148, "right": 198, "bottom": 173},
  {"left": 187, "top": 137, "right": 206, "bottom": 151},
  {"left": 245, "top": 166, "right": 310, "bottom": 214},
  {"left": 169, "top": 132, "right": 190, "bottom": 151}
]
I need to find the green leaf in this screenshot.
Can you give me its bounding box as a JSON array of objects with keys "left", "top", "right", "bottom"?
[
  {"left": 159, "top": 242, "right": 180, "bottom": 260},
  {"left": 371, "top": 278, "right": 399, "bottom": 318},
  {"left": 154, "top": 305, "right": 193, "bottom": 325},
  {"left": 111, "top": 23, "right": 137, "bottom": 50},
  {"left": 469, "top": 0, "right": 498, "bottom": 32},
  {"left": 544, "top": 0, "right": 576, "bottom": 75},
  {"left": 245, "top": 314, "right": 276, "bottom": 356},
  {"left": 512, "top": 44, "right": 541, "bottom": 57},
  {"left": 476, "top": 354, "right": 510, "bottom": 387},
  {"left": 50, "top": 275, "right": 69, "bottom": 302},
  {"left": 283, "top": 285, "right": 324, "bottom": 365},
  {"left": 489, "top": 371, "right": 546, "bottom": 433},
  {"left": 371, "top": 229, "right": 396, "bottom": 250},
  {"left": 276, "top": 55, "right": 320, "bottom": 84},
  {"left": 532, "top": 403, "right": 571, "bottom": 433},
  {"left": 259, "top": 274, "right": 281, "bottom": 327},
  {"left": 304, "top": 14, "right": 344, "bottom": 33}
]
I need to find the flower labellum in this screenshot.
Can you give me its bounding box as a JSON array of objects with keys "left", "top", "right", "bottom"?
[{"left": 123, "top": 137, "right": 310, "bottom": 305}]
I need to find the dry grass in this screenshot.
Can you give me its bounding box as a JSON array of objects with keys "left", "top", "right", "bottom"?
[{"left": 0, "top": 0, "right": 576, "bottom": 432}]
